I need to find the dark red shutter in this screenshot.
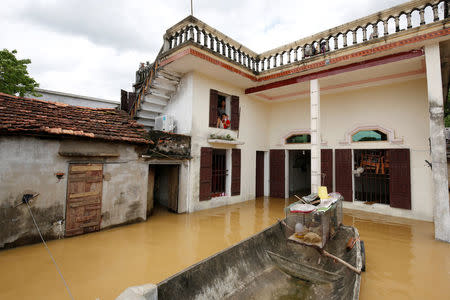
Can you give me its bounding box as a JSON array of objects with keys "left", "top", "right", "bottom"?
[
  {"left": 199, "top": 147, "right": 213, "bottom": 201},
  {"left": 321, "top": 149, "right": 333, "bottom": 192},
  {"left": 120, "top": 89, "right": 128, "bottom": 112},
  {"left": 209, "top": 89, "right": 218, "bottom": 127},
  {"left": 231, "top": 148, "right": 241, "bottom": 196},
  {"left": 129, "top": 92, "right": 136, "bottom": 112},
  {"left": 231, "top": 95, "right": 240, "bottom": 130},
  {"left": 389, "top": 149, "right": 411, "bottom": 209},
  {"left": 335, "top": 149, "right": 353, "bottom": 202},
  {"left": 255, "top": 151, "right": 265, "bottom": 197},
  {"left": 270, "top": 150, "right": 285, "bottom": 198}
]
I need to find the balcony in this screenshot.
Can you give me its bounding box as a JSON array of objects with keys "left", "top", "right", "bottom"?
[{"left": 160, "top": 0, "right": 448, "bottom": 75}]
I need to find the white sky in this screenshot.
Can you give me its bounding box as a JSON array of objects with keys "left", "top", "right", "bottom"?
[{"left": 1, "top": 0, "right": 409, "bottom": 101}]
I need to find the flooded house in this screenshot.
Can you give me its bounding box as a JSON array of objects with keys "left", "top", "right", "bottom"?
[
  {"left": 122, "top": 0, "right": 450, "bottom": 242},
  {"left": 0, "top": 93, "right": 151, "bottom": 248}
]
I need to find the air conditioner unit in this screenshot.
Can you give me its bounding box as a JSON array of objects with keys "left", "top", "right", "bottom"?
[{"left": 155, "top": 115, "right": 175, "bottom": 132}]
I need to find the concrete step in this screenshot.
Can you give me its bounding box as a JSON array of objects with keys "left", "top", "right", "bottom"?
[
  {"left": 141, "top": 102, "right": 165, "bottom": 113},
  {"left": 148, "top": 88, "right": 172, "bottom": 98},
  {"left": 152, "top": 76, "right": 180, "bottom": 88},
  {"left": 144, "top": 94, "right": 169, "bottom": 106},
  {"left": 151, "top": 82, "right": 177, "bottom": 93},
  {"left": 144, "top": 91, "right": 170, "bottom": 100},
  {"left": 137, "top": 110, "right": 159, "bottom": 120},
  {"left": 158, "top": 69, "right": 181, "bottom": 79},
  {"left": 137, "top": 118, "right": 155, "bottom": 128},
  {"left": 157, "top": 70, "right": 181, "bottom": 83}
]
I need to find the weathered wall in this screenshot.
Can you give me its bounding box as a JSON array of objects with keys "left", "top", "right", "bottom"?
[
  {"left": 188, "top": 71, "right": 270, "bottom": 212},
  {"left": 0, "top": 136, "right": 148, "bottom": 249},
  {"left": 99, "top": 144, "right": 148, "bottom": 229}
]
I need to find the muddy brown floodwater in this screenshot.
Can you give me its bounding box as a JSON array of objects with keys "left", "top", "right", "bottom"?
[{"left": 0, "top": 197, "right": 449, "bottom": 300}]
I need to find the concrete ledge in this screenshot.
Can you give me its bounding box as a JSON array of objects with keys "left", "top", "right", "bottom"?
[
  {"left": 343, "top": 200, "right": 433, "bottom": 221},
  {"left": 207, "top": 139, "right": 244, "bottom": 145},
  {"left": 116, "top": 283, "right": 157, "bottom": 300}
]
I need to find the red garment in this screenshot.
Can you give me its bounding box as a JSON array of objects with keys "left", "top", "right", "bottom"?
[{"left": 223, "top": 119, "right": 230, "bottom": 129}]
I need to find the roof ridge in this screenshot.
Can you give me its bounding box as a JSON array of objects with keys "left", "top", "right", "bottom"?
[
  {"left": 0, "top": 92, "right": 117, "bottom": 111},
  {"left": 0, "top": 92, "right": 150, "bottom": 145}
]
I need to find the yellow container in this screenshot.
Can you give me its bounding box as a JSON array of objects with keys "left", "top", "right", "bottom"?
[{"left": 318, "top": 186, "right": 329, "bottom": 199}]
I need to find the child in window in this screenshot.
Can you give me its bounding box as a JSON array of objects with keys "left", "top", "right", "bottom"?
[{"left": 221, "top": 113, "right": 230, "bottom": 129}]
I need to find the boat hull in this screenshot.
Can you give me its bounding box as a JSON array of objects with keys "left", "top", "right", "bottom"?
[{"left": 157, "top": 223, "right": 362, "bottom": 300}]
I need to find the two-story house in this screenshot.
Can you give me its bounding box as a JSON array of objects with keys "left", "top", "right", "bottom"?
[{"left": 122, "top": 0, "right": 450, "bottom": 242}]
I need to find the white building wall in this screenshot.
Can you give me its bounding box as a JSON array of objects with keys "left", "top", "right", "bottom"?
[
  {"left": 267, "top": 78, "right": 433, "bottom": 220},
  {"left": 174, "top": 69, "right": 433, "bottom": 220},
  {"left": 188, "top": 72, "right": 270, "bottom": 212},
  {"left": 164, "top": 73, "right": 194, "bottom": 135}
]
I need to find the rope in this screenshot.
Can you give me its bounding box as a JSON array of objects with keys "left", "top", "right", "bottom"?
[{"left": 25, "top": 200, "right": 75, "bottom": 300}]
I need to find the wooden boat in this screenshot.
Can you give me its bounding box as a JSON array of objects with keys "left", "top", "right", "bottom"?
[{"left": 157, "top": 222, "right": 364, "bottom": 300}]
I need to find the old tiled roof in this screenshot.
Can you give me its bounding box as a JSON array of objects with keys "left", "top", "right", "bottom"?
[{"left": 0, "top": 92, "right": 150, "bottom": 144}]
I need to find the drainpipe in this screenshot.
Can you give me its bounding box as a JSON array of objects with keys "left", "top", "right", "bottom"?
[
  {"left": 425, "top": 43, "right": 450, "bottom": 243},
  {"left": 310, "top": 79, "right": 321, "bottom": 193}
]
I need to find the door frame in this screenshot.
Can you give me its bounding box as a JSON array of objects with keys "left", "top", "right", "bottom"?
[
  {"left": 148, "top": 161, "right": 182, "bottom": 213},
  {"left": 255, "top": 151, "right": 266, "bottom": 198}
]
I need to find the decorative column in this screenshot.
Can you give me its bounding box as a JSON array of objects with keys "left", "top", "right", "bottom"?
[
  {"left": 425, "top": 43, "right": 450, "bottom": 242},
  {"left": 310, "top": 79, "right": 321, "bottom": 193}
]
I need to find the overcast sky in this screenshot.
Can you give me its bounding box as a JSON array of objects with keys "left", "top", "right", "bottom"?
[{"left": 1, "top": 0, "right": 409, "bottom": 101}]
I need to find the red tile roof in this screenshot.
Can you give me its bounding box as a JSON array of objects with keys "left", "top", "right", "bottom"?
[{"left": 0, "top": 92, "right": 150, "bottom": 144}]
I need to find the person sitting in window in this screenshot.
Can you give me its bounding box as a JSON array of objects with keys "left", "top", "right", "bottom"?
[
  {"left": 218, "top": 98, "right": 226, "bottom": 117},
  {"left": 217, "top": 113, "right": 231, "bottom": 129}
]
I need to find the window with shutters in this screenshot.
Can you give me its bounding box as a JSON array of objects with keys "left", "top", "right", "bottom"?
[
  {"left": 212, "top": 149, "right": 227, "bottom": 197},
  {"left": 209, "top": 89, "right": 240, "bottom": 130}
]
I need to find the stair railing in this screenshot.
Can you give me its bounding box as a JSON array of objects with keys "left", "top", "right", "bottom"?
[{"left": 130, "top": 61, "right": 159, "bottom": 118}]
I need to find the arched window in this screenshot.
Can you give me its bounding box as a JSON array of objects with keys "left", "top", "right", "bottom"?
[
  {"left": 352, "top": 130, "right": 387, "bottom": 142},
  {"left": 286, "top": 134, "right": 311, "bottom": 144}
]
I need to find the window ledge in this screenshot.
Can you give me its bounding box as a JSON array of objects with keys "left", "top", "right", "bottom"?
[{"left": 207, "top": 139, "right": 245, "bottom": 145}]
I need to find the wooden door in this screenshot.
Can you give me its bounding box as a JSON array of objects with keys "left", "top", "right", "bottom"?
[
  {"left": 256, "top": 151, "right": 265, "bottom": 197},
  {"left": 231, "top": 149, "right": 241, "bottom": 196},
  {"left": 321, "top": 149, "right": 333, "bottom": 192},
  {"left": 167, "top": 165, "right": 179, "bottom": 212},
  {"left": 270, "top": 150, "right": 285, "bottom": 198},
  {"left": 389, "top": 149, "right": 411, "bottom": 209},
  {"left": 199, "top": 147, "right": 213, "bottom": 201},
  {"left": 66, "top": 164, "right": 103, "bottom": 237},
  {"left": 335, "top": 149, "right": 353, "bottom": 202}
]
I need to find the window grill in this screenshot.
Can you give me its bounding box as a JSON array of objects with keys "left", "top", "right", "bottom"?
[
  {"left": 212, "top": 149, "right": 227, "bottom": 197},
  {"left": 354, "top": 149, "right": 390, "bottom": 204}
]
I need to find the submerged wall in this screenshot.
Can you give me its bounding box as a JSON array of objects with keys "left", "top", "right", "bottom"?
[
  {"left": 0, "top": 136, "right": 148, "bottom": 249},
  {"left": 267, "top": 78, "right": 433, "bottom": 220},
  {"left": 182, "top": 72, "right": 433, "bottom": 220}
]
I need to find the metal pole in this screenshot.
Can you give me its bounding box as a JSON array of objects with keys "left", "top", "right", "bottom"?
[{"left": 190, "top": 0, "right": 193, "bottom": 15}]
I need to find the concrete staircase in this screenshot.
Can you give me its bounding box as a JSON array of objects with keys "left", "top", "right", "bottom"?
[{"left": 135, "top": 68, "right": 181, "bottom": 131}]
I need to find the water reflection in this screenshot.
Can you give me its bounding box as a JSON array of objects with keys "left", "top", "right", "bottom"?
[{"left": 0, "top": 197, "right": 449, "bottom": 300}]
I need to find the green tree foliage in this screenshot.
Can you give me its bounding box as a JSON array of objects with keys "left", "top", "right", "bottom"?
[{"left": 0, "top": 49, "right": 40, "bottom": 97}]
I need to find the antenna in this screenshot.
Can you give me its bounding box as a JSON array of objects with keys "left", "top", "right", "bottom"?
[{"left": 190, "top": 0, "right": 193, "bottom": 15}]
